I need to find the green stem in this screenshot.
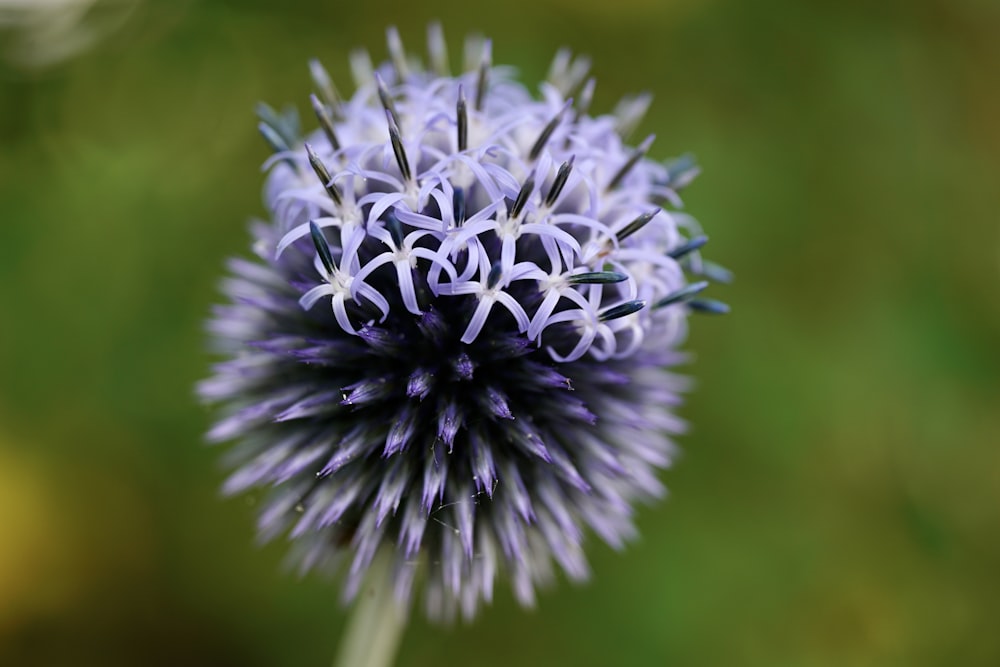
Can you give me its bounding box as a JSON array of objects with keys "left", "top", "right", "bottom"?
[{"left": 333, "top": 553, "right": 408, "bottom": 667}]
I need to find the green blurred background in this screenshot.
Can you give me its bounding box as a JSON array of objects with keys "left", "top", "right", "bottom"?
[{"left": 1, "top": 0, "right": 998, "bottom": 665}]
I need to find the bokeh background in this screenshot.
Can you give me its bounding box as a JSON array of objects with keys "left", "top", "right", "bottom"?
[{"left": 2, "top": 0, "right": 998, "bottom": 665}]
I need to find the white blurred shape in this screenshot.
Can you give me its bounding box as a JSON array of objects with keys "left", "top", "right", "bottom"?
[{"left": 0, "top": 0, "right": 138, "bottom": 68}]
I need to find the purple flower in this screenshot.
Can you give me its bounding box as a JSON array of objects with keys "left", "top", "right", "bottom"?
[{"left": 199, "top": 25, "right": 727, "bottom": 622}]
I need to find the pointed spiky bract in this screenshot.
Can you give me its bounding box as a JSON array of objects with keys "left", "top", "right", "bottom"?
[{"left": 199, "top": 26, "right": 727, "bottom": 622}]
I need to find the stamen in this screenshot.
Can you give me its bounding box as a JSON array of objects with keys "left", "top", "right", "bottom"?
[
  {"left": 310, "top": 94, "right": 341, "bottom": 152},
  {"left": 257, "top": 122, "right": 289, "bottom": 154},
  {"left": 385, "top": 110, "right": 412, "bottom": 182},
  {"left": 510, "top": 172, "right": 535, "bottom": 219},
  {"left": 688, "top": 298, "right": 730, "bottom": 315},
  {"left": 529, "top": 99, "right": 572, "bottom": 161},
  {"left": 693, "top": 259, "right": 734, "bottom": 284},
  {"left": 616, "top": 209, "right": 660, "bottom": 242},
  {"left": 486, "top": 262, "right": 503, "bottom": 289},
  {"left": 667, "top": 235, "right": 708, "bottom": 259},
  {"left": 606, "top": 134, "right": 655, "bottom": 192},
  {"left": 614, "top": 92, "right": 652, "bottom": 138},
  {"left": 308, "top": 59, "right": 342, "bottom": 119},
  {"left": 456, "top": 86, "right": 468, "bottom": 152},
  {"left": 386, "top": 26, "right": 409, "bottom": 81},
  {"left": 652, "top": 281, "right": 708, "bottom": 309},
  {"left": 375, "top": 73, "right": 400, "bottom": 128},
  {"left": 349, "top": 49, "right": 374, "bottom": 89},
  {"left": 546, "top": 48, "right": 571, "bottom": 87},
  {"left": 386, "top": 211, "right": 405, "bottom": 248},
  {"left": 599, "top": 300, "right": 646, "bottom": 322},
  {"left": 255, "top": 102, "right": 299, "bottom": 147},
  {"left": 453, "top": 188, "right": 466, "bottom": 225},
  {"left": 462, "top": 33, "right": 485, "bottom": 72},
  {"left": 575, "top": 77, "right": 596, "bottom": 119},
  {"left": 545, "top": 156, "right": 575, "bottom": 207},
  {"left": 304, "top": 143, "right": 343, "bottom": 207},
  {"left": 567, "top": 271, "right": 628, "bottom": 284},
  {"left": 664, "top": 153, "right": 700, "bottom": 190},
  {"left": 564, "top": 55, "right": 592, "bottom": 98},
  {"left": 427, "top": 22, "right": 449, "bottom": 76},
  {"left": 474, "top": 39, "right": 492, "bottom": 111},
  {"left": 565, "top": 80, "right": 594, "bottom": 148},
  {"left": 309, "top": 221, "right": 336, "bottom": 274}
]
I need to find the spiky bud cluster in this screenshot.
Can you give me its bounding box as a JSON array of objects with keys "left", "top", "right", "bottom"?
[{"left": 199, "top": 25, "right": 728, "bottom": 622}]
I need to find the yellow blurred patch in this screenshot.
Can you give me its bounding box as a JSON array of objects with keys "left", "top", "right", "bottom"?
[{"left": 0, "top": 442, "right": 84, "bottom": 634}]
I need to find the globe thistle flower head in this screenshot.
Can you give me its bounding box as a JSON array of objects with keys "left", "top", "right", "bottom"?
[{"left": 200, "top": 25, "right": 728, "bottom": 622}]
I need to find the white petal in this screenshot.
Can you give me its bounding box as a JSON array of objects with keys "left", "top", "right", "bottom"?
[
  {"left": 366, "top": 192, "right": 407, "bottom": 227},
  {"left": 395, "top": 207, "right": 446, "bottom": 232},
  {"left": 495, "top": 291, "right": 529, "bottom": 332},
  {"left": 397, "top": 261, "right": 421, "bottom": 315},
  {"left": 612, "top": 321, "right": 644, "bottom": 358},
  {"left": 548, "top": 326, "right": 595, "bottom": 363},
  {"left": 299, "top": 283, "right": 336, "bottom": 310},
  {"left": 481, "top": 163, "right": 521, "bottom": 199},
  {"left": 519, "top": 223, "right": 581, "bottom": 254},
  {"left": 550, "top": 213, "right": 615, "bottom": 241},
  {"left": 352, "top": 166, "right": 403, "bottom": 191},
  {"left": 354, "top": 282, "right": 391, "bottom": 321},
  {"left": 455, "top": 155, "right": 503, "bottom": 201},
  {"left": 339, "top": 224, "right": 367, "bottom": 272},
  {"left": 509, "top": 261, "right": 545, "bottom": 282},
  {"left": 528, "top": 289, "right": 562, "bottom": 341},
  {"left": 456, "top": 238, "right": 486, "bottom": 283},
  {"left": 437, "top": 281, "right": 481, "bottom": 296},
  {"left": 591, "top": 324, "right": 617, "bottom": 360},
  {"left": 276, "top": 217, "right": 341, "bottom": 258},
  {"left": 543, "top": 308, "right": 587, "bottom": 327},
  {"left": 541, "top": 234, "right": 563, "bottom": 274},
  {"left": 273, "top": 188, "right": 339, "bottom": 216},
  {"left": 500, "top": 234, "right": 516, "bottom": 276},
  {"left": 331, "top": 292, "right": 356, "bottom": 334},
  {"left": 411, "top": 247, "right": 458, "bottom": 285},
  {"left": 353, "top": 252, "right": 394, "bottom": 285},
  {"left": 461, "top": 296, "right": 495, "bottom": 344},
  {"left": 451, "top": 219, "right": 497, "bottom": 249},
  {"left": 465, "top": 198, "right": 503, "bottom": 225}
]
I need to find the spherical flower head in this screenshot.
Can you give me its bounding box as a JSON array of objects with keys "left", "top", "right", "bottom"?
[{"left": 199, "top": 25, "right": 728, "bottom": 622}]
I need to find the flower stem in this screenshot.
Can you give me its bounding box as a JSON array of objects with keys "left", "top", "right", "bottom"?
[{"left": 333, "top": 554, "right": 407, "bottom": 667}]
